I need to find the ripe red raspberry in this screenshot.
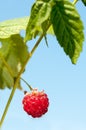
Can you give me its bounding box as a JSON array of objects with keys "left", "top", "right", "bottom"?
[{"left": 22, "top": 89, "right": 49, "bottom": 118}]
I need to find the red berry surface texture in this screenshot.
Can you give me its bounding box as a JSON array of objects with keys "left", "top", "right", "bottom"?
[{"left": 22, "top": 89, "right": 49, "bottom": 118}]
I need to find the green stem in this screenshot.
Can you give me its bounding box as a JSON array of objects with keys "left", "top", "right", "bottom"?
[
  {"left": 0, "top": 86, "right": 17, "bottom": 128},
  {"left": 72, "top": 0, "right": 78, "bottom": 5},
  {"left": 0, "top": 24, "right": 51, "bottom": 128},
  {"left": 20, "top": 77, "right": 33, "bottom": 91}
]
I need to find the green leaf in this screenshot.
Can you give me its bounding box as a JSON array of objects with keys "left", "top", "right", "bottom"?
[
  {"left": 81, "top": 0, "right": 86, "bottom": 6},
  {"left": 0, "top": 17, "right": 29, "bottom": 39},
  {"left": 25, "top": 1, "right": 52, "bottom": 42},
  {"left": 50, "top": 0, "right": 84, "bottom": 64},
  {"left": 0, "top": 16, "right": 54, "bottom": 41},
  {"left": 0, "top": 34, "right": 29, "bottom": 89}
]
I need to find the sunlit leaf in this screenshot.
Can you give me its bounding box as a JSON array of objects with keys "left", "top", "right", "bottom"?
[
  {"left": 0, "top": 34, "right": 29, "bottom": 89},
  {"left": 0, "top": 17, "right": 29, "bottom": 39}
]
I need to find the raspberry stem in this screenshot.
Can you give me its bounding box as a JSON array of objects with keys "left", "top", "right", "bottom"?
[{"left": 20, "top": 77, "right": 33, "bottom": 91}]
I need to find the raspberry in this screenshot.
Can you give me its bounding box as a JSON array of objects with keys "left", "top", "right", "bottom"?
[{"left": 22, "top": 89, "right": 49, "bottom": 118}]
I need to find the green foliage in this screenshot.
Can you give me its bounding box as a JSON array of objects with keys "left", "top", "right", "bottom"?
[
  {"left": 0, "top": 17, "right": 29, "bottom": 39},
  {"left": 0, "top": 34, "right": 29, "bottom": 89},
  {"left": 0, "top": 16, "right": 54, "bottom": 40},
  {"left": 0, "top": 0, "right": 85, "bottom": 89},
  {"left": 81, "top": 0, "right": 86, "bottom": 6},
  {"left": 25, "top": 0, "right": 84, "bottom": 64},
  {"left": 25, "top": 0, "right": 52, "bottom": 42},
  {"left": 0, "top": 8, "right": 54, "bottom": 89},
  {"left": 50, "top": 0, "right": 84, "bottom": 64}
]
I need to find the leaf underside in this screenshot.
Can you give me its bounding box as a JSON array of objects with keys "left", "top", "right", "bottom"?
[
  {"left": 0, "top": 34, "right": 29, "bottom": 89},
  {"left": 0, "top": 17, "right": 29, "bottom": 39}
]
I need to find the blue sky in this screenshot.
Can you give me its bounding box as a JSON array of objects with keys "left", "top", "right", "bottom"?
[{"left": 0, "top": 0, "right": 86, "bottom": 130}]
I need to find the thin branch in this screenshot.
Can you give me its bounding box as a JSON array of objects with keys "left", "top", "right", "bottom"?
[{"left": 20, "top": 77, "right": 33, "bottom": 91}]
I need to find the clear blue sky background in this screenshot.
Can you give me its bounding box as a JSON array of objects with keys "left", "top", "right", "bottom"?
[{"left": 0, "top": 0, "right": 86, "bottom": 130}]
